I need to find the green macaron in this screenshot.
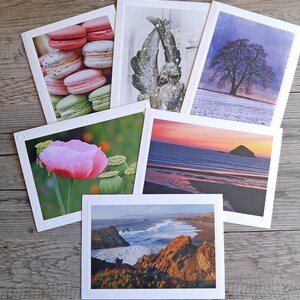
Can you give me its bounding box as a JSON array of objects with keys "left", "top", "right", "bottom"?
[
  {"left": 50, "top": 94, "right": 64, "bottom": 118},
  {"left": 88, "top": 84, "right": 111, "bottom": 111},
  {"left": 56, "top": 94, "right": 92, "bottom": 120}
]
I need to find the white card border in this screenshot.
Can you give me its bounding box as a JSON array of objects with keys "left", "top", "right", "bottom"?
[
  {"left": 82, "top": 194, "right": 225, "bottom": 299},
  {"left": 14, "top": 101, "right": 150, "bottom": 232},
  {"left": 134, "top": 108, "right": 283, "bottom": 229},
  {"left": 110, "top": 0, "right": 210, "bottom": 109},
  {"left": 181, "top": 1, "right": 300, "bottom": 128},
  {"left": 21, "top": 5, "right": 116, "bottom": 124}
]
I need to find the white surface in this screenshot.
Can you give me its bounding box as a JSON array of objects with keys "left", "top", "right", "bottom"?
[{"left": 192, "top": 89, "right": 275, "bottom": 126}]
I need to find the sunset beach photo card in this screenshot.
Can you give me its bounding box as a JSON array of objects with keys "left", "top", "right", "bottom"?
[
  {"left": 22, "top": 5, "right": 115, "bottom": 123},
  {"left": 134, "top": 109, "right": 283, "bottom": 228},
  {"left": 82, "top": 194, "right": 225, "bottom": 299},
  {"left": 181, "top": 1, "right": 300, "bottom": 127},
  {"left": 110, "top": 0, "right": 210, "bottom": 112},
  {"left": 14, "top": 101, "right": 149, "bottom": 232}
]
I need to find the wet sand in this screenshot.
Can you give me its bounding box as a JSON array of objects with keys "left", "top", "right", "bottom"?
[
  {"left": 189, "top": 180, "right": 266, "bottom": 217},
  {"left": 144, "top": 180, "right": 266, "bottom": 216}
]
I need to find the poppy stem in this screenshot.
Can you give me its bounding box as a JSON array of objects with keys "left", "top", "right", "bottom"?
[
  {"left": 52, "top": 173, "right": 66, "bottom": 215},
  {"left": 67, "top": 178, "right": 74, "bottom": 214}
]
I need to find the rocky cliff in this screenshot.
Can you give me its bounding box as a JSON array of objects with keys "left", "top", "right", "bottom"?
[
  {"left": 134, "top": 235, "right": 215, "bottom": 281},
  {"left": 229, "top": 145, "right": 255, "bottom": 158},
  {"left": 91, "top": 226, "right": 129, "bottom": 250},
  {"left": 91, "top": 257, "right": 133, "bottom": 275}
]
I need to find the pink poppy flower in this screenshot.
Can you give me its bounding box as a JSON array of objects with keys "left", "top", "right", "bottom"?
[{"left": 39, "top": 139, "right": 107, "bottom": 180}]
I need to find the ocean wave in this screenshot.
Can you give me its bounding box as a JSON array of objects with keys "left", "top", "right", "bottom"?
[
  {"left": 92, "top": 245, "right": 152, "bottom": 265},
  {"left": 93, "top": 220, "right": 200, "bottom": 265},
  {"left": 119, "top": 219, "right": 199, "bottom": 244}
]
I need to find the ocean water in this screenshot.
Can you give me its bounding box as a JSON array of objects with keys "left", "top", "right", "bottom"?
[
  {"left": 145, "top": 141, "right": 271, "bottom": 191},
  {"left": 92, "top": 218, "right": 199, "bottom": 265}
]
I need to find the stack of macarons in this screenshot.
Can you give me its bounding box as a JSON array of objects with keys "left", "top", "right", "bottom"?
[{"left": 37, "top": 16, "right": 114, "bottom": 120}]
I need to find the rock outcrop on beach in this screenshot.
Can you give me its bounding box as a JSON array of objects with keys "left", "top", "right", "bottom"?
[
  {"left": 91, "top": 226, "right": 129, "bottom": 250},
  {"left": 134, "top": 235, "right": 215, "bottom": 281},
  {"left": 229, "top": 145, "right": 255, "bottom": 158},
  {"left": 91, "top": 257, "right": 134, "bottom": 275}
]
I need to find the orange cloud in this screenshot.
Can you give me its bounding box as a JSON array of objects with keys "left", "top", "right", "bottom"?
[{"left": 152, "top": 119, "right": 273, "bottom": 158}]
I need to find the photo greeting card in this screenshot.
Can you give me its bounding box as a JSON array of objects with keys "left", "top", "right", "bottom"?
[
  {"left": 22, "top": 5, "right": 115, "bottom": 123},
  {"left": 181, "top": 1, "right": 300, "bottom": 127},
  {"left": 14, "top": 101, "right": 149, "bottom": 232},
  {"left": 111, "top": 0, "right": 210, "bottom": 112},
  {"left": 82, "top": 194, "right": 225, "bottom": 299},
  {"left": 134, "top": 108, "right": 282, "bottom": 228}
]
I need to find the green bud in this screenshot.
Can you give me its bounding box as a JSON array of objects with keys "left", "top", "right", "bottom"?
[
  {"left": 98, "top": 171, "right": 123, "bottom": 194},
  {"left": 107, "top": 155, "right": 128, "bottom": 177},
  {"left": 35, "top": 140, "right": 53, "bottom": 156},
  {"left": 124, "top": 163, "right": 137, "bottom": 184}
]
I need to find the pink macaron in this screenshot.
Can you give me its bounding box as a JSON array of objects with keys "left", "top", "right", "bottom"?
[
  {"left": 82, "top": 16, "right": 114, "bottom": 41},
  {"left": 41, "top": 50, "right": 84, "bottom": 80},
  {"left": 45, "top": 75, "right": 69, "bottom": 95},
  {"left": 48, "top": 25, "right": 87, "bottom": 50},
  {"left": 39, "top": 55, "right": 47, "bottom": 76},
  {"left": 64, "top": 69, "right": 106, "bottom": 94}
]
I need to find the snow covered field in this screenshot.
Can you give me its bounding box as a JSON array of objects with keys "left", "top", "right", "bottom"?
[{"left": 191, "top": 89, "right": 275, "bottom": 125}]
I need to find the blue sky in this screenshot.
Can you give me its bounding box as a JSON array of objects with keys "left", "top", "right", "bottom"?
[
  {"left": 200, "top": 12, "right": 294, "bottom": 101},
  {"left": 92, "top": 204, "right": 214, "bottom": 220}
]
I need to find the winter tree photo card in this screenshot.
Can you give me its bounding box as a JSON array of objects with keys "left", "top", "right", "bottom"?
[{"left": 181, "top": 1, "right": 300, "bottom": 127}]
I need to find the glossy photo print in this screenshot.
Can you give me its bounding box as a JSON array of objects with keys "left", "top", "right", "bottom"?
[
  {"left": 181, "top": 2, "right": 300, "bottom": 127},
  {"left": 134, "top": 109, "right": 282, "bottom": 228},
  {"left": 14, "top": 102, "right": 148, "bottom": 231},
  {"left": 22, "top": 5, "right": 115, "bottom": 123},
  {"left": 82, "top": 195, "right": 225, "bottom": 299},
  {"left": 111, "top": 0, "right": 209, "bottom": 111}
]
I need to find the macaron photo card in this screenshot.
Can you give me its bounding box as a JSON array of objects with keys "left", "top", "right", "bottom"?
[
  {"left": 14, "top": 101, "right": 149, "bottom": 232},
  {"left": 110, "top": 0, "right": 210, "bottom": 112},
  {"left": 134, "top": 108, "right": 283, "bottom": 229},
  {"left": 181, "top": 1, "right": 300, "bottom": 127},
  {"left": 22, "top": 5, "right": 115, "bottom": 124},
  {"left": 81, "top": 194, "right": 225, "bottom": 299}
]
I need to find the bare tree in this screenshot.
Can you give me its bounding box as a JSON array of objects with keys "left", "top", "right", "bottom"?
[{"left": 209, "top": 39, "right": 274, "bottom": 96}]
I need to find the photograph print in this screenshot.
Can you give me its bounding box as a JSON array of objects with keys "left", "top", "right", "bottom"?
[
  {"left": 182, "top": 2, "right": 300, "bottom": 127},
  {"left": 22, "top": 5, "right": 115, "bottom": 123},
  {"left": 135, "top": 109, "right": 282, "bottom": 228},
  {"left": 14, "top": 102, "right": 148, "bottom": 231},
  {"left": 82, "top": 195, "right": 225, "bottom": 299},
  {"left": 111, "top": 0, "right": 209, "bottom": 112}
]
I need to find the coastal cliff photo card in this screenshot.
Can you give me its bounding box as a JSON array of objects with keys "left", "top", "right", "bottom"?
[
  {"left": 14, "top": 101, "right": 149, "bottom": 232},
  {"left": 181, "top": 1, "right": 300, "bottom": 127},
  {"left": 22, "top": 5, "right": 115, "bottom": 123},
  {"left": 110, "top": 0, "right": 210, "bottom": 112},
  {"left": 82, "top": 194, "right": 225, "bottom": 299},
  {"left": 134, "top": 109, "right": 283, "bottom": 228}
]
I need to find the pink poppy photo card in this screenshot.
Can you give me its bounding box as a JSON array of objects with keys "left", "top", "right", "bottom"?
[{"left": 14, "top": 101, "right": 149, "bottom": 232}]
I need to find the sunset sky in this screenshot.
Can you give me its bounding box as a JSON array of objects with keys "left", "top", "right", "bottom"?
[{"left": 151, "top": 119, "right": 273, "bottom": 158}]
